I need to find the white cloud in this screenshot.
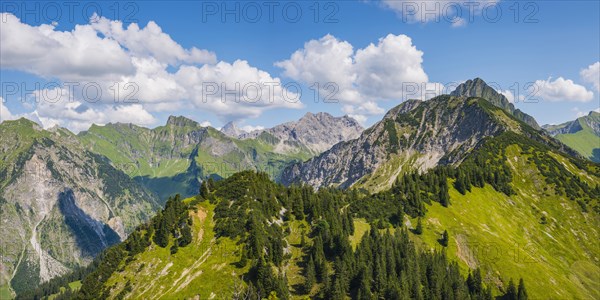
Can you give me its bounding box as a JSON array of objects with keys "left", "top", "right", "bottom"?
[
  {"left": 30, "top": 88, "right": 157, "bottom": 132},
  {"left": 348, "top": 114, "right": 368, "bottom": 125},
  {"left": 176, "top": 60, "right": 304, "bottom": 120},
  {"left": 276, "top": 34, "right": 359, "bottom": 103},
  {"left": 1, "top": 13, "right": 302, "bottom": 131},
  {"left": 0, "top": 13, "right": 134, "bottom": 80},
  {"left": 0, "top": 98, "right": 17, "bottom": 122},
  {"left": 276, "top": 34, "right": 440, "bottom": 121},
  {"left": 240, "top": 125, "right": 265, "bottom": 133},
  {"left": 90, "top": 15, "right": 216, "bottom": 66},
  {"left": 498, "top": 89, "right": 525, "bottom": 103},
  {"left": 534, "top": 77, "right": 594, "bottom": 102},
  {"left": 580, "top": 62, "right": 600, "bottom": 92},
  {"left": 199, "top": 120, "right": 212, "bottom": 127}
]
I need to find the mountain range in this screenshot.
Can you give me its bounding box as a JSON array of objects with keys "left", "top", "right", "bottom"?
[
  {"left": 280, "top": 79, "right": 579, "bottom": 191},
  {"left": 1, "top": 78, "right": 599, "bottom": 299},
  {"left": 0, "top": 112, "right": 363, "bottom": 297}
]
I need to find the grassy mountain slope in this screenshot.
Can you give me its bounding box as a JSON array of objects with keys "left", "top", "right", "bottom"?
[
  {"left": 414, "top": 144, "right": 599, "bottom": 298},
  {"left": 281, "top": 81, "right": 600, "bottom": 299},
  {"left": 78, "top": 116, "right": 314, "bottom": 200},
  {"left": 37, "top": 171, "right": 531, "bottom": 300},
  {"left": 544, "top": 111, "right": 600, "bottom": 162}
]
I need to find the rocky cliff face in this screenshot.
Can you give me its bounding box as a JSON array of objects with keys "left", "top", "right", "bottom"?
[
  {"left": 280, "top": 79, "right": 552, "bottom": 191},
  {"left": 0, "top": 119, "right": 159, "bottom": 295},
  {"left": 220, "top": 121, "right": 243, "bottom": 138},
  {"left": 240, "top": 112, "right": 363, "bottom": 154},
  {"left": 450, "top": 78, "right": 541, "bottom": 129},
  {"left": 281, "top": 96, "right": 509, "bottom": 190}
]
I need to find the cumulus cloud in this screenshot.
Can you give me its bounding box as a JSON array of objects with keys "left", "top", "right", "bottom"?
[
  {"left": 276, "top": 34, "right": 440, "bottom": 121},
  {"left": 199, "top": 120, "right": 212, "bottom": 127},
  {"left": 0, "top": 13, "right": 134, "bottom": 80},
  {"left": 1, "top": 13, "right": 302, "bottom": 132},
  {"left": 176, "top": 60, "right": 303, "bottom": 120},
  {"left": 0, "top": 98, "right": 17, "bottom": 122},
  {"left": 534, "top": 77, "right": 594, "bottom": 102},
  {"left": 90, "top": 15, "right": 216, "bottom": 65},
  {"left": 31, "top": 88, "right": 157, "bottom": 132},
  {"left": 580, "top": 62, "right": 600, "bottom": 92}
]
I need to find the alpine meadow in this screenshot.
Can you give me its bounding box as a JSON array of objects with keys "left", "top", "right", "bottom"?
[{"left": 1, "top": 1, "right": 599, "bottom": 300}]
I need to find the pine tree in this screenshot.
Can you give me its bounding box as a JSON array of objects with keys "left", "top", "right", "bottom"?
[
  {"left": 440, "top": 230, "right": 449, "bottom": 247},
  {"left": 178, "top": 222, "right": 192, "bottom": 247},
  {"left": 154, "top": 217, "right": 169, "bottom": 248},
  {"left": 415, "top": 217, "right": 423, "bottom": 235},
  {"left": 200, "top": 180, "right": 209, "bottom": 198},
  {"left": 439, "top": 180, "right": 450, "bottom": 207},
  {"left": 517, "top": 278, "right": 528, "bottom": 300},
  {"left": 505, "top": 279, "right": 517, "bottom": 300},
  {"left": 304, "top": 255, "right": 316, "bottom": 293}
]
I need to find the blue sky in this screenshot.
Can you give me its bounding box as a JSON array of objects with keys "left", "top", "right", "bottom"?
[{"left": 1, "top": 0, "right": 599, "bottom": 132}]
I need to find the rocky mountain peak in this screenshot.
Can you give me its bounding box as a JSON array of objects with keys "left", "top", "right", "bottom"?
[
  {"left": 220, "top": 121, "right": 242, "bottom": 137},
  {"left": 451, "top": 78, "right": 509, "bottom": 106},
  {"left": 166, "top": 115, "right": 199, "bottom": 128},
  {"left": 451, "top": 78, "right": 540, "bottom": 129},
  {"left": 239, "top": 113, "right": 364, "bottom": 154}
]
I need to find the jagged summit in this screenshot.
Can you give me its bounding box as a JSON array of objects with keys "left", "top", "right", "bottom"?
[
  {"left": 166, "top": 115, "right": 200, "bottom": 128},
  {"left": 220, "top": 121, "right": 241, "bottom": 137},
  {"left": 450, "top": 78, "right": 540, "bottom": 129},
  {"left": 240, "top": 112, "right": 364, "bottom": 154}
]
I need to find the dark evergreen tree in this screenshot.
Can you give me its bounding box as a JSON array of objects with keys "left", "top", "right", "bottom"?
[
  {"left": 304, "top": 255, "right": 316, "bottom": 293},
  {"left": 517, "top": 278, "right": 528, "bottom": 300},
  {"left": 505, "top": 279, "right": 518, "bottom": 300},
  {"left": 440, "top": 230, "right": 449, "bottom": 247},
  {"left": 415, "top": 217, "right": 423, "bottom": 235}
]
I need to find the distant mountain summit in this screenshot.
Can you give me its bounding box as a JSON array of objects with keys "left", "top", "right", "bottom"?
[
  {"left": 543, "top": 111, "right": 600, "bottom": 162},
  {"left": 220, "top": 121, "right": 242, "bottom": 138},
  {"left": 450, "top": 78, "right": 540, "bottom": 129},
  {"left": 240, "top": 112, "right": 363, "bottom": 154}
]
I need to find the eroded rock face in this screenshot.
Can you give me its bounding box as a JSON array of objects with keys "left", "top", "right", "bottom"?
[
  {"left": 450, "top": 78, "right": 540, "bottom": 129},
  {"left": 239, "top": 112, "right": 364, "bottom": 154},
  {"left": 0, "top": 119, "right": 159, "bottom": 293},
  {"left": 280, "top": 79, "right": 551, "bottom": 190},
  {"left": 280, "top": 95, "right": 507, "bottom": 190}
]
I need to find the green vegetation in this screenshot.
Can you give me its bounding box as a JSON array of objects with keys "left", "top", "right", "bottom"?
[
  {"left": 546, "top": 111, "right": 600, "bottom": 162},
  {"left": 30, "top": 171, "right": 550, "bottom": 299},
  {"left": 78, "top": 119, "right": 312, "bottom": 201}
]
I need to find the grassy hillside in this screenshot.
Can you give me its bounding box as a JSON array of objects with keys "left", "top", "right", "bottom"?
[
  {"left": 546, "top": 112, "right": 600, "bottom": 162},
  {"left": 411, "top": 143, "right": 600, "bottom": 298},
  {"left": 103, "top": 200, "right": 247, "bottom": 299},
  {"left": 34, "top": 171, "right": 523, "bottom": 300},
  {"left": 79, "top": 121, "right": 312, "bottom": 201},
  {"left": 555, "top": 124, "right": 599, "bottom": 162}
]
